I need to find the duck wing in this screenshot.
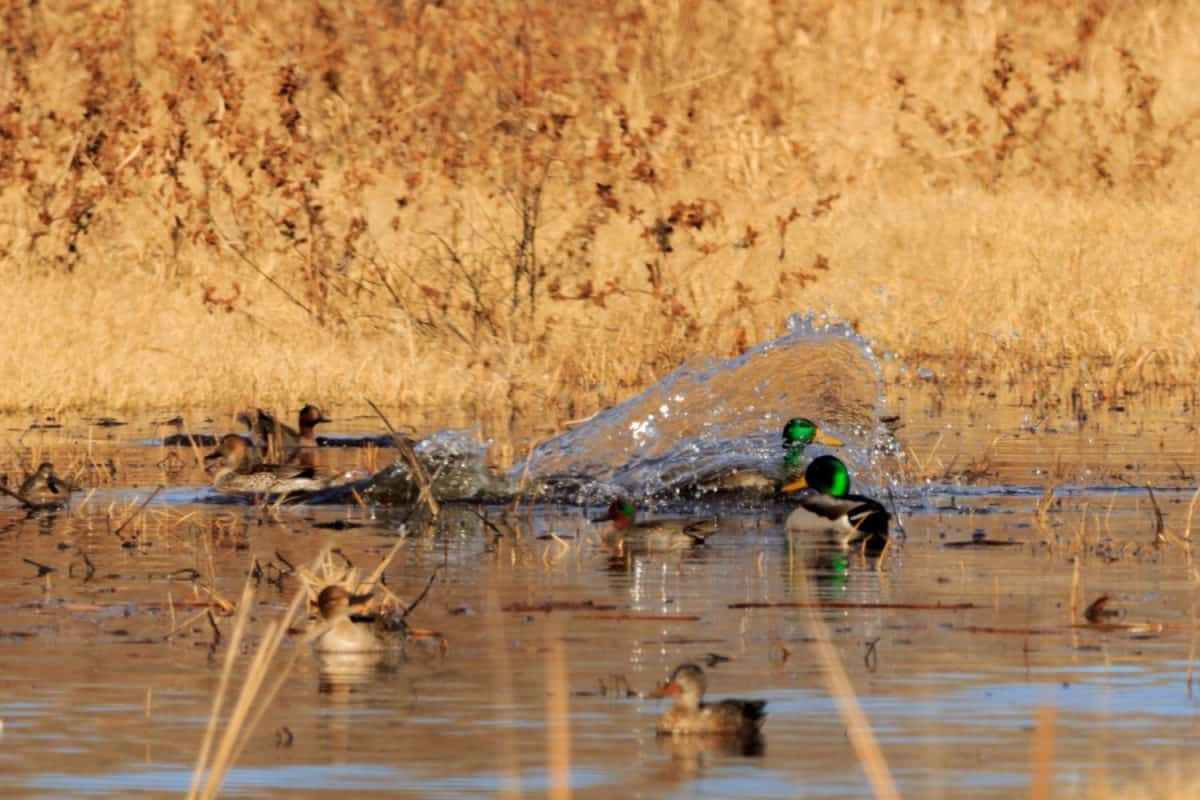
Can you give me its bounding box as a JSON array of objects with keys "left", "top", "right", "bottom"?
[
  {"left": 629, "top": 518, "right": 716, "bottom": 543},
  {"left": 707, "top": 698, "right": 768, "bottom": 728},
  {"left": 794, "top": 490, "right": 859, "bottom": 521},
  {"left": 247, "top": 463, "right": 317, "bottom": 480},
  {"left": 843, "top": 494, "right": 890, "bottom": 538},
  {"left": 679, "top": 518, "right": 719, "bottom": 541}
]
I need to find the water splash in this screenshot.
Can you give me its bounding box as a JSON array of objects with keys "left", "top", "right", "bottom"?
[
  {"left": 509, "top": 314, "right": 893, "bottom": 502},
  {"left": 362, "top": 427, "right": 513, "bottom": 503}
]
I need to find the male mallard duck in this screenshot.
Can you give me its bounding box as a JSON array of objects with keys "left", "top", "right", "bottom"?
[
  {"left": 204, "top": 434, "right": 334, "bottom": 495},
  {"left": 782, "top": 455, "right": 889, "bottom": 547},
  {"left": 655, "top": 663, "right": 767, "bottom": 736},
  {"left": 0, "top": 462, "right": 73, "bottom": 510},
  {"left": 698, "top": 417, "right": 843, "bottom": 495},
  {"left": 311, "top": 585, "right": 407, "bottom": 653},
  {"left": 592, "top": 499, "right": 717, "bottom": 551}
]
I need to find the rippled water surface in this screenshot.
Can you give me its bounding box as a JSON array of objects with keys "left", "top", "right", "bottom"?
[{"left": 3, "top": 326, "right": 1200, "bottom": 798}]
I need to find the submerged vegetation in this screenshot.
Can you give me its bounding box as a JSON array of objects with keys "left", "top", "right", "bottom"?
[{"left": 1, "top": 2, "right": 1198, "bottom": 431}]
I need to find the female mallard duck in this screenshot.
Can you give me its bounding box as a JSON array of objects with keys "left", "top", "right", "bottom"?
[
  {"left": 656, "top": 663, "right": 767, "bottom": 736},
  {"left": 592, "top": 499, "right": 717, "bottom": 551},
  {"left": 204, "top": 434, "right": 334, "bottom": 495},
  {"left": 699, "top": 417, "right": 843, "bottom": 494},
  {"left": 782, "top": 455, "right": 889, "bottom": 547},
  {"left": 311, "top": 585, "right": 406, "bottom": 653}
]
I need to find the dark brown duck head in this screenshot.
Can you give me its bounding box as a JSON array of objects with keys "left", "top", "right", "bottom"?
[
  {"left": 298, "top": 404, "right": 330, "bottom": 437},
  {"left": 316, "top": 585, "right": 374, "bottom": 621},
  {"left": 204, "top": 434, "right": 256, "bottom": 472}
]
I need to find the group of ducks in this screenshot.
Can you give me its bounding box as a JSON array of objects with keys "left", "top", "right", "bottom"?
[
  {"left": 600, "top": 419, "right": 889, "bottom": 741},
  {"left": 310, "top": 582, "right": 766, "bottom": 739},
  {"left": 298, "top": 415, "right": 888, "bottom": 742},
  {"left": 3, "top": 410, "right": 887, "bottom": 742},
  {"left": 203, "top": 405, "right": 366, "bottom": 495},
  {"left": 202, "top": 409, "right": 894, "bottom": 559},
  {"left": 594, "top": 416, "right": 892, "bottom": 553}
]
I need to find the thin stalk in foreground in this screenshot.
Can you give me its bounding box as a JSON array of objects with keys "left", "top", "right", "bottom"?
[{"left": 797, "top": 568, "right": 899, "bottom": 800}]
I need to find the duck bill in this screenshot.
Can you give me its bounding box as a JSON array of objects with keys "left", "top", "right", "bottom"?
[
  {"left": 780, "top": 477, "right": 808, "bottom": 493},
  {"left": 660, "top": 681, "right": 682, "bottom": 697},
  {"left": 813, "top": 430, "right": 844, "bottom": 447}
]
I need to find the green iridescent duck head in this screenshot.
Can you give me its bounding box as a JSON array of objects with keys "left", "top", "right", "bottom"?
[
  {"left": 781, "top": 418, "right": 843, "bottom": 470},
  {"left": 592, "top": 498, "right": 637, "bottom": 530},
  {"left": 781, "top": 454, "right": 852, "bottom": 497}
]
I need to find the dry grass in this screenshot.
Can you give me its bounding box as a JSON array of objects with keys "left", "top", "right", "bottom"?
[{"left": 2, "top": 2, "right": 1199, "bottom": 427}]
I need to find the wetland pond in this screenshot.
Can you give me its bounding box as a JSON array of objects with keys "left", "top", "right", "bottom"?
[{"left": 3, "top": 323, "right": 1200, "bottom": 799}]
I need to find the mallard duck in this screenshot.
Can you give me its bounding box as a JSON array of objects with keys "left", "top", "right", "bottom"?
[
  {"left": 781, "top": 455, "right": 889, "bottom": 547},
  {"left": 204, "top": 434, "right": 334, "bottom": 495},
  {"left": 592, "top": 499, "right": 717, "bottom": 551},
  {"left": 696, "top": 417, "right": 843, "bottom": 495},
  {"left": 655, "top": 663, "right": 767, "bottom": 736},
  {"left": 311, "top": 585, "right": 406, "bottom": 653},
  {"left": 0, "top": 462, "right": 73, "bottom": 510}
]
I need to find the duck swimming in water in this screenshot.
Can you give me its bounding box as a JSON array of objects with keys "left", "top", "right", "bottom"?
[
  {"left": 592, "top": 499, "right": 717, "bottom": 552},
  {"left": 695, "top": 417, "right": 843, "bottom": 495},
  {"left": 311, "top": 585, "right": 407, "bottom": 653},
  {"left": 782, "top": 454, "right": 890, "bottom": 548},
  {"left": 655, "top": 663, "right": 767, "bottom": 737},
  {"left": 204, "top": 434, "right": 336, "bottom": 496},
  {"left": 0, "top": 462, "right": 73, "bottom": 510}
]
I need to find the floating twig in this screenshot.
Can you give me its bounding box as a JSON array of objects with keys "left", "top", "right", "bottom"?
[
  {"left": 23, "top": 557, "right": 55, "bottom": 577},
  {"left": 728, "top": 600, "right": 976, "bottom": 611},
  {"left": 112, "top": 486, "right": 163, "bottom": 542},
  {"left": 504, "top": 600, "right": 619, "bottom": 613},
  {"left": 206, "top": 609, "right": 222, "bottom": 647},
  {"left": 402, "top": 566, "right": 440, "bottom": 619}
]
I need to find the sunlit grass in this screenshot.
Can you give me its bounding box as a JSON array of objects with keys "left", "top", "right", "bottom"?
[{"left": 1, "top": 1, "right": 1198, "bottom": 432}]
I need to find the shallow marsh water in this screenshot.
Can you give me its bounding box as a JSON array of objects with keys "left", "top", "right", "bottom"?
[
  {"left": 1, "top": 395, "right": 1200, "bottom": 799},
  {"left": 2, "top": 322, "right": 1200, "bottom": 798}
]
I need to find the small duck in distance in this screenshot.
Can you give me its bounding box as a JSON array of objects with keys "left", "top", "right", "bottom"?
[
  {"left": 782, "top": 455, "right": 890, "bottom": 548},
  {"left": 0, "top": 462, "right": 73, "bottom": 510},
  {"left": 311, "top": 585, "right": 407, "bottom": 653},
  {"left": 697, "top": 417, "right": 843, "bottom": 495},
  {"left": 655, "top": 663, "right": 767, "bottom": 737},
  {"left": 204, "top": 434, "right": 333, "bottom": 496},
  {"left": 241, "top": 404, "right": 330, "bottom": 464},
  {"left": 592, "top": 499, "right": 717, "bottom": 551}
]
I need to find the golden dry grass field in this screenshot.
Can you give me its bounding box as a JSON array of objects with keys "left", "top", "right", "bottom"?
[{"left": 2, "top": 0, "right": 1198, "bottom": 431}]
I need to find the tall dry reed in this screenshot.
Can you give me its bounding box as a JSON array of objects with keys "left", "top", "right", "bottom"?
[{"left": 1, "top": 2, "right": 1197, "bottom": 424}]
